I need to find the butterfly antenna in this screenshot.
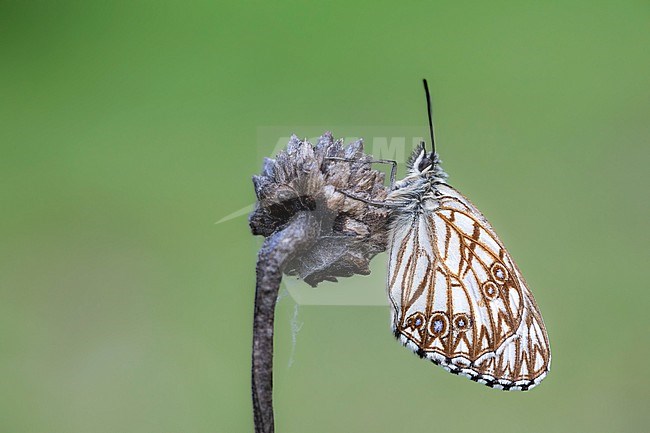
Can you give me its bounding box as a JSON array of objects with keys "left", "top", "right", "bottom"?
[{"left": 422, "top": 79, "right": 436, "bottom": 155}]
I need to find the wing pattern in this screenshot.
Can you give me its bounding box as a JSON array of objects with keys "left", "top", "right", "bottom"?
[{"left": 388, "top": 184, "right": 550, "bottom": 390}]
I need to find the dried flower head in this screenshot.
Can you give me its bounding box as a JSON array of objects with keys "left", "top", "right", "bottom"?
[{"left": 249, "top": 132, "right": 390, "bottom": 286}]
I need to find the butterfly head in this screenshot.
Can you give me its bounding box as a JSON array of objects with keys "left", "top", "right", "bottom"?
[
  {"left": 413, "top": 141, "right": 435, "bottom": 172},
  {"left": 406, "top": 141, "right": 447, "bottom": 181}
]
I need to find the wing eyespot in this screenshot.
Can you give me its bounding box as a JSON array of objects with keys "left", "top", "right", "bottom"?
[
  {"left": 452, "top": 313, "right": 472, "bottom": 333},
  {"left": 427, "top": 312, "right": 450, "bottom": 337},
  {"left": 482, "top": 281, "right": 500, "bottom": 300},
  {"left": 490, "top": 262, "right": 509, "bottom": 283},
  {"left": 405, "top": 312, "right": 426, "bottom": 331}
]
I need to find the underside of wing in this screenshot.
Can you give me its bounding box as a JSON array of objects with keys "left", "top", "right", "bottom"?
[{"left": 388, "top": 184, "right": 550, "bottom": 390}]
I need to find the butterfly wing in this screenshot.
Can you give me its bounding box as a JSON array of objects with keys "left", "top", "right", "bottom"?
[{"left": 388, "top": 183, "right": 550, "bottom": 390}]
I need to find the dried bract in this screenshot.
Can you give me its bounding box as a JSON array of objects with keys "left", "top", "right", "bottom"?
[{"left": 249, "top": 132, "right": 389, "bottom": 286}]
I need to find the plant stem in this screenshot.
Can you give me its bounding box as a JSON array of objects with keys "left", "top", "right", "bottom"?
[{"left": 251, "top": 212, "right": 319, "bottom": 433}]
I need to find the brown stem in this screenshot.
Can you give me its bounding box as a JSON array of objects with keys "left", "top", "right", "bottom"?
[{"left": 252, "top": 211, "right": 319, "bottom": 433}]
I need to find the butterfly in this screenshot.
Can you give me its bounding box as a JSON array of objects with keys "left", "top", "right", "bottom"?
[{"left": 384, "top": 80, "right": 550, "bottom": 391}]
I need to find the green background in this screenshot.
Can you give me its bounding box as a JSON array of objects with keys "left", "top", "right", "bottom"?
[{"left": 1, "top": 1, "right": 649, "bottom": 432}]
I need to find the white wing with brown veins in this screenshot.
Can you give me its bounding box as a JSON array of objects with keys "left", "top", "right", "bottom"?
[{"left": 387, "top": 183, "right": 550, "bottom": 391}]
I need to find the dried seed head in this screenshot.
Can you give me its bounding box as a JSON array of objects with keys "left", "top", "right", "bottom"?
[{"left": 249, "top": 132, "right": 390, "bottom": 286}]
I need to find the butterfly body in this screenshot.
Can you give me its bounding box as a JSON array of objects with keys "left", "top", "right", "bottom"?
[{"left": 385, "top": 144, "right": 551, "bottom": 391}]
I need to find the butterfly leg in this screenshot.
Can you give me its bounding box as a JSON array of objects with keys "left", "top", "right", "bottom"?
[
  {"left": 324, "top": 157, "right": 397, "bottom": 187},
  {"left": 335, "top": 189, "right": 398, "bottom": 208}
]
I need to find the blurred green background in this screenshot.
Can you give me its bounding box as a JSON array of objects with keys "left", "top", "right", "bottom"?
[{"left": 1, "top": 1, "right": 649, "bottom": 432}]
